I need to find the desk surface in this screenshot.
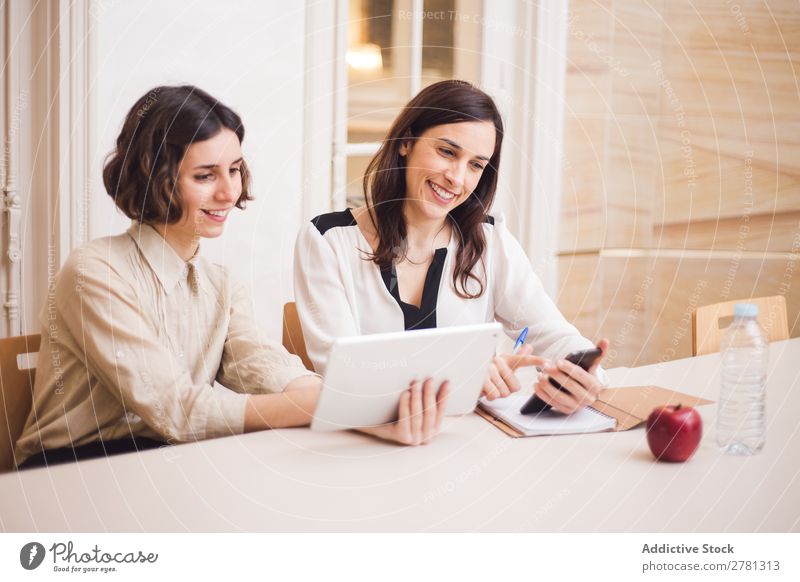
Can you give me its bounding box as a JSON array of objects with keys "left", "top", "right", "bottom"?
[{"left": 2, "top": 339, "right": 799, "bottom": 533}]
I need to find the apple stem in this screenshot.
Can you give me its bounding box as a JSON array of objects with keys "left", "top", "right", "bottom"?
[{"left": 675, "top": 404, "right": 682, "bottom": 411}]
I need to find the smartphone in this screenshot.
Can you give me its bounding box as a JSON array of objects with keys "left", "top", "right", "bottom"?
[{"left": 519, "top": 347, "right": 603, "bottom": 415}]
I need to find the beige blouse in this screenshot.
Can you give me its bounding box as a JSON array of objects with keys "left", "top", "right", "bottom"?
[{"left": 15, "top": 222, "right": 314, "bottom": 464}]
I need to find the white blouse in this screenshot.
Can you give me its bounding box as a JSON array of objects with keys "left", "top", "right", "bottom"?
[{"left": 293, "top": 209, "right": 597, "bottom": 376}]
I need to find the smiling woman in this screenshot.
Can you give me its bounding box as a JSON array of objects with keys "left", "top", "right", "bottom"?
[
  {"left": 15, "top": 85, "right": 448, "bottom": 469},
  {"left": 155, "top": 130, "right": 245, "bottom": 259},
  {"left": 364, "top": 81, "right": 503, "bottom": 302},
  {"left": 103, "top": 87, "right": 252, "bottom": 228},
  {"left": 294, "top": 80, "right": 609, "bottom": 413}
]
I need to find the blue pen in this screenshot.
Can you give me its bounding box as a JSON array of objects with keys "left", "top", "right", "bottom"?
[{"left": 512, "top": 326, "right": 529, "bottom": 355}]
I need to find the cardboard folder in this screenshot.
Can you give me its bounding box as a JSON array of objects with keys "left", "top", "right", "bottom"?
[{"left": 476, "top": 385, "right": 714, "bottom": 438}]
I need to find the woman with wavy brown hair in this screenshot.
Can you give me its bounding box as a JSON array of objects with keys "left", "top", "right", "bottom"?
[
  {"left": 15, "top": 85, "right": 448, "bottom": 469},
  {"left": 295, "top": 80, "right": 609, "bottom": 415}
]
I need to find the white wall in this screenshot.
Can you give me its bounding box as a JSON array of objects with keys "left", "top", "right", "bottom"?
[{"left": 91, "top": 0, "right": 309, "bottom": 339}]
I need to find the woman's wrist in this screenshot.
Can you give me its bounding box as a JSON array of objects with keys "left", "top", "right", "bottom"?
[{"left": 243, "top": 377, "right": 322, "bottom": 432}]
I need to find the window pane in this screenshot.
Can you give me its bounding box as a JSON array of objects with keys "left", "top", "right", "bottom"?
[
  {"left": 422, "top": 0, "right": 482, "bottom": 87},
  {"left": 345, "top": 156, "right": 372, "bottom": 207},
  {"left": 347, "top": 0, "right": 410, "bottom": 144},
  {"left": 346, "top": 0, "right": 483, "bottom": 143}
]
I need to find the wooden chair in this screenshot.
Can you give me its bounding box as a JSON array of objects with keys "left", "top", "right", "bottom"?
[
  {"left": 0, "top": 334, "right": 41, "bottom": 471},
  {"left": 282, "top": 303, "right": 314, "bottom": 372},
  {"left": 692, "top": 296, "right": 788, "bottom": 356}
]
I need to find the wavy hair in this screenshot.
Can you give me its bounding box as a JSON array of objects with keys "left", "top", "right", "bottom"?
[{"left": 103, "top": 85, "right": 252, "bottom": 225}]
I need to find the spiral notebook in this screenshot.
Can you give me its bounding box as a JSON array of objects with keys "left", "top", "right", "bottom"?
[
  {"left": 477, "top": 393, "right": 616, "bottom": 436},
  {"left": 476, "top": 386, "right": 714, "bottom": 438}
]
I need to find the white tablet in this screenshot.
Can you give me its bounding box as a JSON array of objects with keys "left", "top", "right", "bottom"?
[{"left": 311, "top": 322, "right": 502, "bottom": 431}]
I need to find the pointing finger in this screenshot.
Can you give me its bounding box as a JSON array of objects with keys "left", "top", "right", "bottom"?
[{"left": 507, "top": 354, "right": 547, "bottom": 371}]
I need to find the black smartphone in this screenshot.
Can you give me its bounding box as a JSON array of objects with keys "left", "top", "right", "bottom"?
[{"left": 519, "top": 347, "right": 603, "bottom": 415}]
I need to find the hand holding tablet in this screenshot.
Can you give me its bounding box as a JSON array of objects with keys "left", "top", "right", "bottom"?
[
  {"left": 357, "top": 378, "right": 450, "bottom": 445},
  {"left": 312, "top": 323, "right": 502, "bottom": 432}
]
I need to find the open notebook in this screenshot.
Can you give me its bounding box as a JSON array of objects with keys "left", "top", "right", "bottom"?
[{"left": 477, "top": 393, "right": 616, "bottom": 436}]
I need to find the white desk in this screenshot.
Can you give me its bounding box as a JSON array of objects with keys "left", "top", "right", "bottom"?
[{"left": 1, "top": 339, "right": 798, "bottom": 532}]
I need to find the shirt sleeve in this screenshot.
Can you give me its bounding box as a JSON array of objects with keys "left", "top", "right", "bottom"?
[
  {"left": 490, "top": 216, "right": 605, "bottom": 378},
  {"left": 293, "top": 221, "right": 360, "bottom": 375},
  {"left": 215, "top": 278, "right": 317, "bottom": 393},
  {"left": 55, "top": 251, "right": 248, "bottom": 442}
]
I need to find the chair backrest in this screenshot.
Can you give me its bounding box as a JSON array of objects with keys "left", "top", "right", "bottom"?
[
  {"left": 0, "top": 333, "right": 41, "bottom": 471},
  {"left": 282, "top": 303, "right": 314, "bottom": 372},
  {"left": 692, "top": 295, "right": 788, "bottom": 356}
]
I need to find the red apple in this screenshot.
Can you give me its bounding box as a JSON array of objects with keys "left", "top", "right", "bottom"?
[{"left": 646, "top": 404, "right": 702, "bottom": 462}]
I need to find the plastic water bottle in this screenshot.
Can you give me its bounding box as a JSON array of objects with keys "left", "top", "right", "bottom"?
[{"left": 716, "top": 303, "right": 768, "bottom": 455}]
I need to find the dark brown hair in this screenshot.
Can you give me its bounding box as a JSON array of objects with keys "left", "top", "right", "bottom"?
[
  {"left": 103, "top": 85, "right": 252, "bottom": 224},
  {"left": 363, "top": 80, "right": 504, "bottom": 299}
]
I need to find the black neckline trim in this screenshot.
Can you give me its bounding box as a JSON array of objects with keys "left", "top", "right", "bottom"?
[{"left": 380, "top": 248, "right": 447, "bottom": 330}]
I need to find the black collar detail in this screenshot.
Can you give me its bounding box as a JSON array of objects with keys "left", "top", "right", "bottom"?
[
  {"left": 311, "top": 208, "right": 357, "bottom": 235},
  {"left": 380, "top": 248, "right": 447, "bottom": 330}
]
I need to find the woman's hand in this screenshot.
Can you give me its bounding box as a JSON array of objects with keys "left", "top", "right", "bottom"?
[
  {"left": 357, "top": 378, "right": 449, "bottom": 445},
  {"left": 482, "top": 344, "right": 546, "bottom": 400},
  {"left": 533, "top": 338, "right": 610, "bottom": 414}
]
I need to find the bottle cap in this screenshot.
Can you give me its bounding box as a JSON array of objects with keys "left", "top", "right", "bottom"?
[{"left": 734, "top": 303, "right": 759, "bottom": 317}]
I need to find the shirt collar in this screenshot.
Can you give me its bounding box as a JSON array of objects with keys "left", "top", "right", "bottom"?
[{"left": 127, "top": 222, "right": 198, "bottom": 293}]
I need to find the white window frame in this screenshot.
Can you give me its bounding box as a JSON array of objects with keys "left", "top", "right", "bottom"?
[
  {"left": 0, "top": 0, "right": 94, "bottom": 337},
  {"left": 303, "top": 0, "right": 570, "bottom": 293},
  {"left": 332, "top": 0, "right": 424, "bottom": 210},
  {"left": 303, "top": 0, "right": 568, "bottom": 297}
]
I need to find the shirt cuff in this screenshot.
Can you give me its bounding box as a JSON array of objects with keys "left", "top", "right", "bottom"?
[
  {"left": 273, "top": 365, "right": 320, "bottom": 392},
  {"left": 206, "top": 386, "right": 250, "bottom": 437}
]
